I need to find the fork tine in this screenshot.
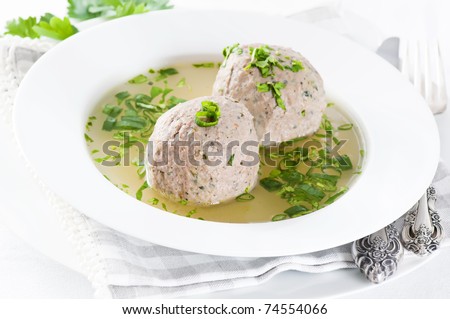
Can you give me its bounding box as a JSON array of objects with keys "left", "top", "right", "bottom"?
[
  {"left": 435, "top": 42, "right": 448, "bottom": 105},
  {"left": 413, "top": 40, "right": 425, "bottom": 96},
  {"left": 400, "top": 39, "right": 447, "bottom": 114}
]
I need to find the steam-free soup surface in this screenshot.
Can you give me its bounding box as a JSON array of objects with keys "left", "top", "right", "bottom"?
[{"left": 85, "top": 62, "right": 363, "bottom": 223}]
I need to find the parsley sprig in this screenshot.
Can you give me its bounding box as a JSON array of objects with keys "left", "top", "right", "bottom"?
[
  {"left": 256, "top": 81, "right": 287, "bottom": 110},
  {"left": 244, "top": 45, "right": 284, "bottom": 78},
  {"left": 3, "top": 0, "right": 173, "bottom": 41},
  {"left": 221, "top": 43, "right": 243, "bottom": 67},
  {"left": 4, "top": 13, "right": 78, "bottom": 41}
]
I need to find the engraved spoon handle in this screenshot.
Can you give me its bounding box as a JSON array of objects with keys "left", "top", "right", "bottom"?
[
  {"left": 401, "top": 186, "right": 444, "bottom": 256},
  {"left": 352, "top": 224, "right": 404, "bottom": 284}
]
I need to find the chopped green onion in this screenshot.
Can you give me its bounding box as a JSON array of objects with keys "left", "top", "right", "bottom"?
[
  {"left": 272, "top": 214, "right": 288, "bottom": 221},
  {"left": 195, "top": 100, "right": 221, "bottom": 127},
  {"left": 338, "top": 123, "right": 353, "bottom": 131},
  {"left": 149, "top": 197, "right": 159, "bottom": 205},
  {"left": 154, "top": 68, "right": 178, "bottom": 81},
  {"left": 186, "top": 209, "right": 197, "bottom": 217},
  {"left": 128, "top": 74, "right": 148, "bottom": 84},
  {"left": 227, "top": 154, "right": 235, "bottom": 166},
  {"left": 102, "top": 104, "right": 122, "bottom": 117},
  {"left": 176, "top": 78, "right": 186, "bottom": 87},
  {"left": 115, "top": 91, "right": 130, "bottom": 104},
  {"left": 236, "top": 192, "right": 255, "bottom": 202},
  {"left": 102, "top": 116, "right": 116, "bottom": 131},
  {"left": 84, "top": 133, "right": 93, "bottom": 143},
  {"left": 325, "top": 187, "right": 349, "bottom": 205},
  {"left": 136, "top": 181, "right": 148, "bottom": 201},
  {"left": 193, "top": 62, "right": 215, "bottom": 68},
  {"left": 260, "top": 178, "right": 284, "bottom": 192},
  {"left": 284, "top": 205, "right": 308, "bottom": 217}
]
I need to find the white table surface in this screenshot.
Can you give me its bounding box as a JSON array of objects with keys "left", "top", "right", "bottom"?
[{"left": 1, "top": 0, "right": 450, "bottom": 298}]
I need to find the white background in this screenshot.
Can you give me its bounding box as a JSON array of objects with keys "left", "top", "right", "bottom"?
[{"left": 1, "top": 0, "right": 450, "bottom": 298}]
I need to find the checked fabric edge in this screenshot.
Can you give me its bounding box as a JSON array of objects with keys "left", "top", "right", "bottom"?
[{"left": 0, "top": 35, "right": 112, "bottom": 298}]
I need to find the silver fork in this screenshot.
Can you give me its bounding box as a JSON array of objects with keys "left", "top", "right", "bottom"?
[
  {"left": 352, "top": 39, "right": 447, "bottom": 283},
  {"left": 399, "top": 39, "right": 446, "bottom": 255}
]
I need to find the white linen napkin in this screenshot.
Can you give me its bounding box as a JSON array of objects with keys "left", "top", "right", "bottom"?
[{"left": 1, "top": 25, "right": 449, "bottom": 299}]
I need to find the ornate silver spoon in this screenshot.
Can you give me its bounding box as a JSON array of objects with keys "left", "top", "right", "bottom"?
[
  {"left": 401, "top": 186, "right": 444, "bottom": 256},
  {"left": 352, "top": 224, "right": 404, "bottom": 284}
]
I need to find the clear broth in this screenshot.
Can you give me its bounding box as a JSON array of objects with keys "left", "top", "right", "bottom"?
[{"left": 85, "top": 63, "right": 363, "bottom": 223}]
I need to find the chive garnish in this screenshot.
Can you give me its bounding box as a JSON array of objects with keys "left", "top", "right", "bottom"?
[
  {"left": 338, "top": 123, "right": 353, "bottom": 131},
  {"left": 195, "top": 100, "right": 221, "bottom": 127},
  {"left": 128, "top": 74, "right": 148, "bottom": 84},
  {"left": 272, "top": 214, "right": 288, "bottom": 221},
  {"left": 325, "top": 187, "right": 349, "bottom": 205},
  {"left": 235, "top": 189, "right": 255, "bottom": 202},
  {"left": 227, "top": 154, "right": 235, "bottom": 166},
  {"left": 84, "top": 133, "right": 93, "bottom": 143},
  {"left": 154, "top": 68, "right": 178, "bottom": 81},
  {"left": 136, "top": 181, "right": 148, "bottom": 201},
  {"left": 176, "top": 78, "right": 186, "bottom": 87},
  {"left": 260, "top": 178, "right": 284, "bottom": 192},
  {"left": 284, "top": 205, "right": 308, "bottom": 217},
  {"left": 186, "top": 209, "right": 197, "bottom": 217},
  {"left": 115, "top": 91, "right": 131, "bottom": 104},
  {"left": 149, "top": 197, "right": 159, "bottom": 205},
  {"left": 193, "top": 62, "right": 215, "bottom": 68}
]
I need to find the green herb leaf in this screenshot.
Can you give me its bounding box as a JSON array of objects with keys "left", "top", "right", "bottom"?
[
  {"left": 338, "top": 123, "right": 353, "bottom": 131},
  {"left": 193, "top": 62, "right": 215, "bottom": 68},
  {"left": 154, "top": 67, "right": 178, "bottom": 81},
  {"left": 4, "top": 17, "right": 40, "bottom": 38},
  {"left": 272, "top": 214, "right": 288, "bottom": 221},
  {"left": 222, "top": 43, "right": 242, "bottom": 67},
  {"left": 68, "top": 0, "right": 104, "bottom": 20},
  {"left": 325, "top": 187, "right": 348, "bottom": 205},
  {"left": 333, "top": 155, "right": 353, "bottom": 170},
  {"left": 284, "top": 205, "right": 308, "bottom": 217},
  {"left": 115, "top": 91, "right": 131, "bottom": 104},
  {"left": 245, "top": 45, "right": 283, "bottom": 77},
  {"left": 260, "top": 178, "right": 284, "bottom": 192},
  {"left": 256, "top": 81, "right": 286, "bottom": 110},
  {"left": 136, "top": 181, "right": 148, "bottom": 200},
  {"left": 195, "top": 100, "right": 221, "bottom": 127},
  {"left": 235, "top": 192, "right": 255, "bottom": 202},
  {"left": 289, "top": 60, "right": 304, "bottom": 72},
  {"left": 128, "top": 74, "right": 148, "bottom": 84},
  {"left": 102, "top": 116, "right": 117, "bottom": 131},
  {"left": 176, "top": 77, "right": 186, "bottom": 87},
  {"left": 102, "top": 104, "right": 122, "bottom": 117},
  {"left": 84, "top": 133, "right": 93, "bottom": 143},
  {"left": 227, "top": 154, "right": 235, "bottom": 166},
  {"left": 166, "top": 96, "right": 187, "bottom": 109},
  {"left": 32, "top": 14, "right": 78, "bottom": 41}
]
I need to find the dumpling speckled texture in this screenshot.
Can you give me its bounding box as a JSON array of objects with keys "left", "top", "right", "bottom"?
[
  {"left": 213, "top": 44, "right": 326, "bottom": 143},
  {"left": 146, "top": 96, "right": 259, "bottom": 206}
]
